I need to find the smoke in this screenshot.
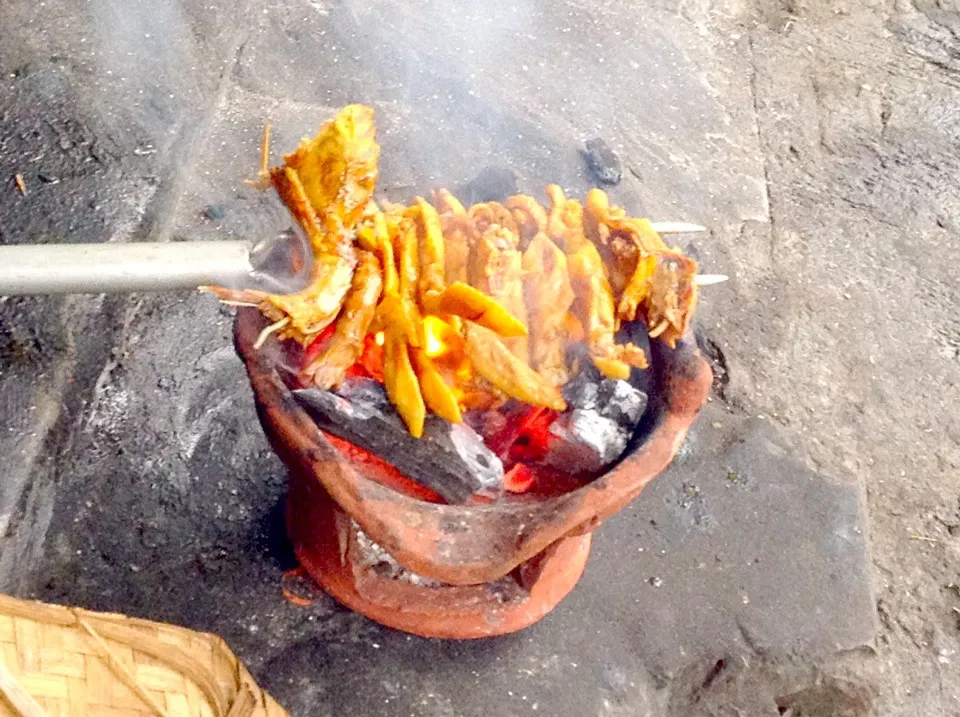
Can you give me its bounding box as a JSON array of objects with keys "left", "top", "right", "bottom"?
[
  {"left": 89, "top": 0, "right": 189, "bottom": 84},
  {"left": 337, "top": 0, "right": 539, "bottom": 96},
  {"left": 86, "top": 0, "right": 207, "bottom": 140},
  {"left": 322, "top": 0, "right": 557, "bottom": 191}
]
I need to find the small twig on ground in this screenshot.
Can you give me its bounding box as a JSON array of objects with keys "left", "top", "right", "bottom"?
[
  {"left": 908, "top": 533, "right": 941, "bottom": 544},
  {"left": 14, "top": 173, "right": 26, "bottom": 195}
]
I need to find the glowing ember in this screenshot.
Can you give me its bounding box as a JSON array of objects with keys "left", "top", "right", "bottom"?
[{"left": 422, "top": 315, "right": 451, "bottom": 358}]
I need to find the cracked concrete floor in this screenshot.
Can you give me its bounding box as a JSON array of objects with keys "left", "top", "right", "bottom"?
[{"left": 1, "top": 0, "right": 959, "bottom": 715}]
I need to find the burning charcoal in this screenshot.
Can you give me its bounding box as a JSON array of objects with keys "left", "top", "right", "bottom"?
[
  {"left": 561, "top": 368, "right": 603, "bottom": 410},
  {"left": 464, "top": 409, "right": 508, "bottom": 444},
  {"left": 540, "top": 368, "right": 648, "bottom": 476},
  {"left": 583, "top": 138, "right": 622, "bottom": 186},
  {"left": 595, "top": 377, "right": 647, "bottom": 426},
  {"left": 562, "top": 365, "right": 647, "bottom": 424},
  {"left": 293, "top": 378, "right": 503, "bottom": 503}
]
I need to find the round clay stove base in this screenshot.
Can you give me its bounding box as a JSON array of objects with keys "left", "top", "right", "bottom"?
[
  {"left": 287, "top": 479, "right": 591, "bottom": 640},
  {"left": 234, "top": 308, "right": 713, "bottom": 639}
]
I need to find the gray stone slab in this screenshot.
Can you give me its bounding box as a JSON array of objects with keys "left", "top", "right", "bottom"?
[
  {"left": 0, "top": 0, "right": 257, "bottom": 590},
  {"left": 590, "top": 404, "right": 876, "bottom": 675},
  {"left": 247, "top": 405, "right": 874, "bottom": 717}
]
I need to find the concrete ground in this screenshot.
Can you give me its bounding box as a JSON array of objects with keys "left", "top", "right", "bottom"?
[{"left": 1, "top": 0, "right": 958, "bottom": 714}]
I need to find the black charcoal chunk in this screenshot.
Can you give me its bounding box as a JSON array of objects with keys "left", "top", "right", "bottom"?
[
  {"left": 583, "top": 138, "right": 622, "bottom": 186},
  {"left": 562, "top": 365, "right": 648, "bottom": 426},
  {"left": 293, "top": 378, "right": 503, "bottom": 503},
  {"left": 202, "top": 203, "right": 226, "bottom": 221},
  {"left": 542, "top": 369, "right": 648, "bottom": 476},
  {"left": 454, "top": 166, "right": 519, "bottom": 204}
]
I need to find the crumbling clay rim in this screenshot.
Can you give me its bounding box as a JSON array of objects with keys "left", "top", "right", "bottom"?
[{"left": 235, "top": 308, "right": 712, "bottom": 585}]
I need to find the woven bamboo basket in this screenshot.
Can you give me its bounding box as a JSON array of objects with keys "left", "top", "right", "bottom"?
[{"left": 0, "top": 594, "right": 287, "bottom": 717}]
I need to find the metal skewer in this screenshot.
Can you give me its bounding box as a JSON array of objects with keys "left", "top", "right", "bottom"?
[
  {"left": 0, "top": 222, "right": 724, "bottom": 296},
  {"left": 0, "top": 228, "right": 313, "bottom": 296}
]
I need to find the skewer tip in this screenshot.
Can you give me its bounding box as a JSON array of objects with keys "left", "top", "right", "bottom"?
[
  {"left": 694, "top": 274, "right": 729, "bottom": 286},
  {"left": 651, "top": 222, "right": 706, "bottom": 234}
]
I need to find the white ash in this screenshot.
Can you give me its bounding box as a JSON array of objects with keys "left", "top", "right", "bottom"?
[
  {"left": 352, "top": 524, "right": 441, "bottom": 588},
  {"left": 561, "top": 367, "right": 648, "bottom": 424},
  {"left": 352, "top": 523, "right": 523, "bottom": 601},
  {"left": 547, "top": 410, "right": 628, "bottom": 469},
  {"left": 598, "top": 379, "right": 647, "bottom": 425}
]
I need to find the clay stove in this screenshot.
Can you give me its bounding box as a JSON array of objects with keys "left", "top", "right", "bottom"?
[{"left": 234, "top": 308, "right": 711, "bottom": 639}]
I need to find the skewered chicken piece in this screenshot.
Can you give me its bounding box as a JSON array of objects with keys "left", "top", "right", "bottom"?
[
  {"left": 204, "top": 105, "right": 379, "bottom": 344},
  {"left": 545, "top": 185, "right": 588, "bottom": 253},
  {"left": 409, "top": 197, "right": 446, "bottom": 313},
  {"left": 522, "top": 233, "right": 574, "bottom": 387},
  {"left": 584, "top": 188, "right": 699, "bottom": 347},
  {"left": 568, "top": 242, "right": 649, "bottom": 380},
  {"left": 468, "top": 224, "right": 529, "bottom": 363},
  {"left": 208, "top": 104, "right": 716, "bottom": 438},
  {"left": 304, "top": 249, "right": 383, "bottom": 389},
  {"left": 463, "top": 322, "right": 566, "bottom": 411},
  {"left": 539, "top": 185, "right": 650, "bottom": 377},
  {"left": 383, "top": 335, "right": 426, "bottom": 437},
  {"left": 506, "top": 194, "right": 548, "bottom": 249},
  {"left": 433, "top": 189, "right": 471, "bottom": 285},
  {"left": 469, "top": 202, "right": 519, "bottom": 238}
]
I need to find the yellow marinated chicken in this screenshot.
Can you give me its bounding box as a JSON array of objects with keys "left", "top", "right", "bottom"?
[
  {"left": 585, "top": 188, "right": 699, "bottom": 347},
  {"left": 208, "top": 105, "right": 705, "bottom": 437},
  {"left": 463, "top": 322, "right": 566, "bottom": 411},
  {"left": 305, "top": 249, "right": 383, "bottom": 389},
  {"left": 506, "top": 194, "right": 548, "bottom": 249},
  {"left": 468, "top": 224, "right": 529, "bottom": 363},
  {"left": 433, "top": 189, "right": 471, "bottom": 285},
  {"left": 522, "top": 232, "right": 574, "bottom": 387},
  {"left": 568, "top": 242, "right": 648, "bottom": 380},
  {"left": 203, "top": 105, "right": 378, "bottom": 344}
]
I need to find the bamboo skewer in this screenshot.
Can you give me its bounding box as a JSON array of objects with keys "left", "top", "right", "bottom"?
[
  {"left": 694, "top": 274, "right": 729, "bottom": 286},
  {"left": 650, "top": 222, "right": 706, "bottom": 234},
  {"left": 648, "top": 223, "right": 728, "bottom": 284}
]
